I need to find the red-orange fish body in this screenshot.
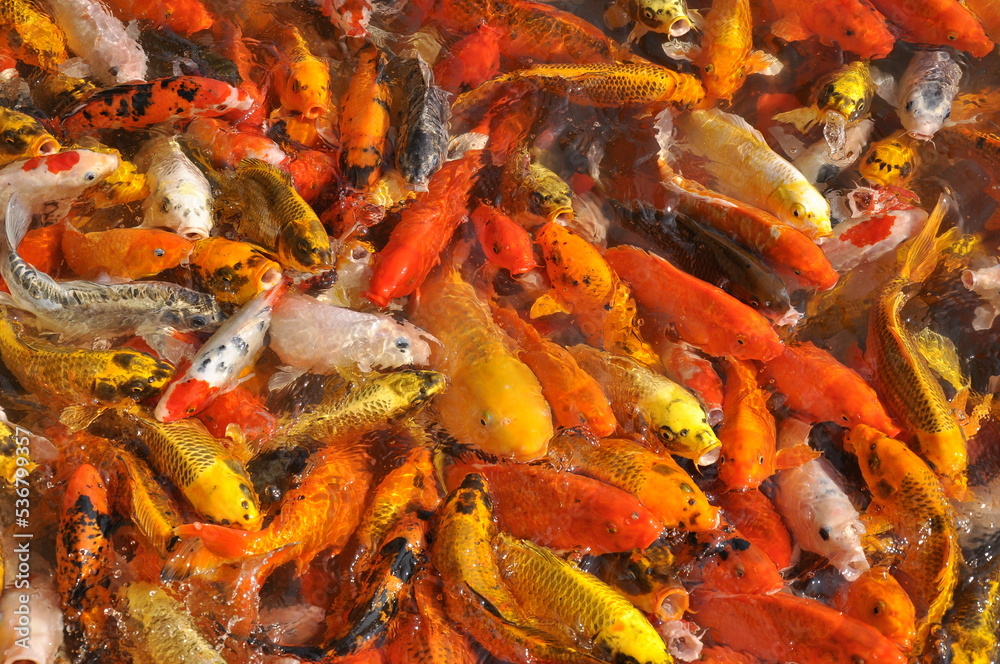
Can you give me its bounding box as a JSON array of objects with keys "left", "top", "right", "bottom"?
[
  {"left": 834, "top": 567, "right": 917, "bottom": 652},
  {"left": 103, "top": 0, "right": 214, "bottom": 34},
  {"left": 714, "top": 489, "right": 793, "bottom": 570},
  {"left": 867, "top": 0, "right": 993, "bottom": 56},
  {"left": 433, "top": 24, "right": 503, "bottom": 94},
  {"left": 717, "top": 357, "right": 777, "bottom": 491},
  {"left": 672, "top": 523, "right": 785, "bottom": 595},
  {"left": 471, "top": 203, "right": 538, "bottom": 276},
  {"left": 340, "top": 45, "right": 391, "bottom": 190},
  {"left": 61, "top": 76, "right": 252, "bottom": 135},
  {"left": 769, "top": 0, "right": 895, "bottom": 59},
  {"left": 61, "top": 223, "right": 192, "bottom": 280},
  {"left": 185, "top": 117, "right": 286, "bottom": 169}
]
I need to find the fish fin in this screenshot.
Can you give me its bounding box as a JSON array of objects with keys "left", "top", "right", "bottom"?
[
  {"left": 59, "top": 404, "right": 106, "bottom": 432},
  {"left": 746, "top": 50, "right": 783, "bottom": 77},
  {"left": 529, "top": 291, "right": 572, "bottom": 318},
  {"left": 710, "top": 107, "right": 769, "bottom": 145},
  {"left": 238, "top": 157, "right": 293, "bottom": 184},
  {"left": 653, "top": 107, "right": 676, "bottom": 170},
  {"left": 626, "top": 23, "right": 649, "bottom": 43},
  {"left": 912, "top": 328, "right": 967, "bottom": 392},
  {"left": 224, "top": 423, "right": 255, "bottom": 465},
  {"left": 268, "top": 365, "right": 307, "bottom": 394},
  {"left": 775, "top": 443, "right": 821, "bottom": 470},
  {"left": 161, "top": 535, "right": 229, "bottom": 582},
  {"left": 898, "top": 194, "right": 955, "bottom": 283},
  {"left": 772, "top": 107, "right": 821, "bottom": 134},
  {"left": 688, "top": 8, "right": 705, "bottom": 31},
  {"left": 661, "top": 39, "right": 699, "bottom": 62},
  {"left": 961, "top": 392, "right": 993, "bottom": 439},
  {"left": 4, "top": 194, "right": 33, "bottom": 251},
  {"left": 770, "top": 13, "right": 811, "bottom": 42},
  {"left": 869, "top": 66, "right": 896, "bottom": 107},
  {"left": 175, "top": 521, "right": 254, "bottom": 559},
  {"left": 602, "top": 0, "right": 629, "bottom": 29}
]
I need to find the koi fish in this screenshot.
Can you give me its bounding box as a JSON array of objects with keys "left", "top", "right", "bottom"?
[
  {"left": 671, "top": 522, "right": 786, "bottom": 595},
  {"left": 384, "top": 572, "right": 478, "bottom": 664},
  {"left": 47, "top": 0, "right": 147, "bottom": 85},
  {"left": 0, "top": 107, "right": 60, "bottom": 167},
  {"left": 271, "top": 25, "right": 331, "bottom": 120},
  {"left": 569, "top": 344, "right": 721, "bottom": 464},
  {"left": 0, "top": 149, "right": 119, "bottom": 220},
  {"left": 605, "top": 0, "right": 693, "bottom": 38},
  {"left": 495, "top": 532, "right": 672, "bottom": 664},
  {"left": 548, "top": 432, "right": 720, "bottom": 531},
  {"left": 844, "top": 425, "right": 959, "bottom": 656},
  {"left": 340, "top": 45, "right": 391, "bottom": 190},
  {"left": 588, "top": 546, "right": 689, "bottom": 622},
  {"left": 56, "top": 464, "right": 112, "bottom": 660},
  {"left": 691, "top": 593, "right": 907, "bottom": 664},
  {"left": 118, "top": 583, "right": 226, "bottom": 664},
  {"left": 714, "top": 488, "right": 793, "bottom": 570},
  {"left": 0, "top": 0, "right": 68, "bottom": 71},
  {"left": 2, "top": 195, "right": 223, "bottom": 342},
  {"left": 653, "top": 337, "right": 724, "bottom": 425},
  {"left": 471, "top": 204, "right": 538, "bottom": 276},
  {"left": 433, "top": 24, "right": 502, "bottom": 94},
  {"left": 674, "top": 108, "right": 832, "bottom": 237},
  {"left": 444, "top": 458, "right": 662, "bottom": 554},
  {"left": 361, "top": 153, "right": 482, "bottom": 306},
  {"left": 500, "top": 149, "right": 574, "bottom": 225},
  {"left": 154, "top": 286, "right": 284, "bottom": 423},
  {"left": 890, "top": 50, "right": 964, "bottom": 141},
  {"left": 268, "top": 291, "right": 435, "bottom": 375},
  {"left": 214, "top": 158, "right": 332, "bottom": 273},
  {"left": 0, "top": 307, "right": 174, "bottom": 407},
  {"left": 834, "top": 567, "right": 917, "bottom": 652},
  {"left": 61, "top": 76, "right": 252, "bottom": 135},
  {"left": 102, "top": 0, "right": 214, "bottom": 35},
  {"left": 774, "top": 60, "right": 875, "bottom": 134},
  {"left": 768, "top": 0, "right": 895, "bottom": 59},
  {"left": 938, "top": 554, "right": 1000, "bottom": 663},
  {"left": 758, "top": 342, "right": 899, "bottom": 436},
  {"left": 185, "top": 117, "right": 286, "bottom": 168},
  {"left": 61, "top": 223, "right": 191, "bottom": 281},
  {"left": 662, "top": 174, "right": 839, "bottom": 290},
  {"left": 859, "top": 130, "right": 921, "bottom": 188},
  {"left": 117, "top": 450, "right": 183, "bottom": 557},
  {"left": 188, "top": 236, "right": 283, "bottom": 307},
  {"left": 135, "top": 132, "right": 214, "bottom": 241},
  {"left": 492, "top": 306, "right": 617, "bottom": 437},
  {"left": 397, "top": 56, "right": 450, "bottom": 192},
  {"left": 716, "top": 357, "right": 777, "bottom": 491},
  {"left": 866, "top": 196, "right": 968, "bottom": 497},
  {"left": 605, "top": 245, "right": 785, "bottom": 361},
  {"left": 867, "top": 0, "right": 993, "bottom": 56}
]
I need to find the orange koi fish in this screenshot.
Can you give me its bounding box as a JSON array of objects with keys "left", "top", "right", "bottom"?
[
  {"left": 102, "top": 0, "right": 214, "bottom": 35},
  {"left": 167, "top": 443, "right": 372, "bottom": 581},
  {"left": 471, "top": 203, "right": 538, "bottom": 276},
  {"left": 56, "top": 464, "right": 112, "bottom": 659},
  {"left": 867, "top": 0, "right": 993, "bottom": 56},
  {"left": 0, "top": 0, "right": 67, "bottom": 71},
  {"left": 285, "top": 148, "right": 338, "bottom": 204},
  {"left": 194, "top": 385, "right": 275, "bottom": 445},
  {"left": 714, "top": 489, "right": 793, "bottom": 570},
  {"left": 759, "top": 343, "right": 899, "bottom": 436},
  {"left": 271, "top": 25, "right": 332, "bottom": 120},
  {"left": 340, "top": 45, "right": 391, "bottom": 190},
  {"left": 433, "top": 24, "right": 502, "bottom": 94},
  {"left": 834, "top": 567, "right": 917, "bottom": 652},
  {"left": 691, "top": 593, "right": 907, "bottom": 664},
  {"left": 671, "top": 522, "right": 785, "bottom": 595},
  {"left": 654, "top": 337, "right": 724, "bottom": 425},
  {"left": 548, "top": 432, "right": 720, "bottom": 531},
  {"left": 444, "top": 459, "right": 662, "bottom": 554},
  {"left": 866, "top": 197, "right": 968, "bottom": 497},
  {"left": 366, "top": 151, "right": 484, "bottom": 306},
  {"left": 716, "top": 357, "right": 777, "bottom": 491},
  {"left": 533, "top": 221, "right": 659, "bottom": 366},
  {"left": 769, "top": 0, "right": 895, "bottom": 60},
  {"left": 844, "top": 425, "right": 959, "bottom": 656},
  {"left": 185, "top": 117, "right": 286, "bottom": 169},
  {"left": 61, "top": 76, "right": 253, "bottom": 135},
  {"left": 493, "top": 307, "right": 616, "bottom": 437},
  {"left": 61, "top": 224, "right": 192, "bottom": 280},
  {"left": 664, "top": 175, "right": 839, "bottom": 290},
  {"left": 605, "top": 245, "right": 784, "bottom": 361}
]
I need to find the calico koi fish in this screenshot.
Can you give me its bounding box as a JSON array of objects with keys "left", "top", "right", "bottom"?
[
  {"left": 188, "top": 237, "right": 283, "bottom": 307},
  {"left": 671, "top": 523, "right": 785, "bottom": 595},
  {"left": 714, "top": 488, "right": 793, "bottom": 570},
  {"left": 154, "top": 286, "right": 284, "bottom": 423},
  {"left": 60, "top": 76, "right": 252, "bottom": 135}
]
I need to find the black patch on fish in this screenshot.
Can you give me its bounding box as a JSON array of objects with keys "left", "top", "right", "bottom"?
[
  {"left": 112, "top": 352, "right": 137, "bottom": 369},
  {"left": 730, "top": 538, "right": 752, "bottom": 551},
  {"left": 128, "top": 84, "right": 156, "bottom": 118}
]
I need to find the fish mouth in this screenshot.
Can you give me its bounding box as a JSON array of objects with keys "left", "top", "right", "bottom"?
[
  {"left": 301, "top": 106, "right": 325, "bottom": 120},
  {"left": 655, "top": 586, "right": 690, "bottom": 622},
  {"left": 31, "top": 137, "right": 60, "bottom": 156},
  {"left": 668, "top": 16, "right": 691, "bottom": 37},
  {"left": 257, "top": 267, "right": 283, "bottom": 292},
  {"left": 549, "top": 207, "right": 575, "bottom": 224},
  {"left": 696, "top": 444, "right": 722, "bottom": 466},
  {"left": 179, "top": 226, "right": 211, "bottom": 241}
]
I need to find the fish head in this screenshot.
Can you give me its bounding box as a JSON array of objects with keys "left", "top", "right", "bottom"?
[
  {"left": 372, "top": 320, "right": 438, "bottom": 369},
  {"left": 526, "top": 165, "right": 574, "bottom": 223},
  {"left": 16, "top": 150, "right": 120, "bottom": 201},
  {"left": 774, "top": 184, "right": 832, "bottom": 239},
  {"left": 701, "top": 60, "right": 745, "bottom": 105},
  {"left": 282, "top": 59, "right": 331, "bottom": 120},
  {"left": 816, "top": 76, "right": 872, "bottom": 123},
  {"left": 144, "top": 180, "right": 213, "bottom": 241},
  {"left": 0, "top": 114, "right": 60, "bottom": 164},
  {"left": 123, "top": 229, "right": 193, "bottom": 276},
  {"left": 385, "top": 370, "right": 447, "bottom": 409},
  {"left": 839, "top": 568, "right": 916, "bottom": 652},
  {"left": 154, "top": 378, "right": 213, "bottom": 423},
  {"left": 278, "top": 223, "right": 333, "bottom": 273},
  {"left": 92, "top": 351, "right": 175, "bottom": 404},
  {"left": 158, "top": 293, "right": 226, "bottom": 333},
  {"left": 899, "top": 84, "right": 953, "bottom": 141},
  {"left": 208, "top": 459, "right": 263, "bottom": 530},
  {"left": 188, "top": 77, "right": 254, "bottom": 115},
  {"left": 630, "top": 0, "right": 692, "bottom": 36}
]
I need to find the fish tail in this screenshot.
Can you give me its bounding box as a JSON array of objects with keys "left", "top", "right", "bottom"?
[
  {"left": 898, "top": 194, "right": 954, "bottom": 284},
  {"left": 161, "top": 522, "right": 255, "bottom": 581},
  {"left": 160, "top": 536, "right": 229, "bottom": 582},
  {"left": 3, "top": 194, "right": 32, "bottom": 253},
  {"left": 176, "top": 522, "right": 255, "bottom": 559}
]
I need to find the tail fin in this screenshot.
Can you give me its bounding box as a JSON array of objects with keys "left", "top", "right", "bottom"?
[
  {"left": 4, "top": 194, "right": 33, "bottom": 253},
  {"left": 898, "top": 194, "right": 957, "bottom": 284},
  {"left": 161, "top": 536, "right": 230, "bottom": 582}
]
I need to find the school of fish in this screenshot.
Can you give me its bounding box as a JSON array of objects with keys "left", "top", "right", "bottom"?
[{"left": 0, "top": 0, "right": 999, "bottom": 662}]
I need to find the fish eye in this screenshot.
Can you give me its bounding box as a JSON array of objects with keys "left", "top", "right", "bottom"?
[
  {"left": 792, "top": 207, "right": 801, "bottom": 218},
  {"left": 873, "top": 601, "right": 884, "bottom": 615},
  {"left": 479, "top": 412, "right": 494, "bottom": 427},
  {"left": 190, "top": 315, "right": 208, "bottom": 328},
  {"left": 842, "top": 414, "right": 850, "bottom": 422},
  {"left": 395, "top": 338, "right": 410, "bottom": 350},
  {"left": 153, "top": 248, "right": 165, "bottom": 257},
  {"left": 735, "top": 335, "right": 746, "bottom": 345},
  {"left": 161, "top": 198, "right": 171, "bottom": 212},
  {"left": 856, "top": 101, "right": 865, "bottom": 111},
  {"left": 704, "top": 64, "right": 714, "bottom": 73},
  {"left": 84, "top": 171, "right": 97, "bottom": 182},
  {"left": 737, "top": 68, "right": 745, "bottom": 78},
  {"left": 643, "top": 8, "right": 654, "bottom": 20},
  {"left": 947, "top": 32, "right": 957, "bottom": 40}
]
